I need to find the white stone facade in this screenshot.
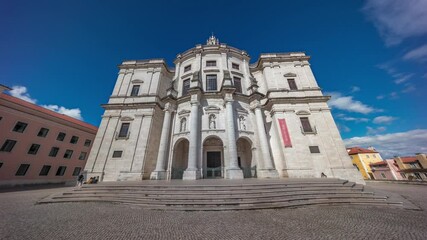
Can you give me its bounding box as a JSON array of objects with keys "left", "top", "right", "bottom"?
[{"left": 84, "top": 36, "right": 364, "bottom": 184}]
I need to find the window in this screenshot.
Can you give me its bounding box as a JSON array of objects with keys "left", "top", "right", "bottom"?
[
  {"left": 63, "top": 149, "right": 73, "bottom": 159},
  {"left": 0, "top": 162, "right": 3, "bottom": 168},
  {"left": 37, "top": 128, "right": 49, "bottom": 137},
  {"left": 84, "top": 139, "right": 91, "bottom": 147},
  {"left": 309, "top": 146, "right": 320, "bottom": 153},
  {"left": 48, "top": 147, "right": 59, "bottom": 157},
  {"left": 232, "top": 63, "right": 239, "bottom": 70},
  {"left": 130, "top": 85, "right": 140, "bottom": 96},
  {"left": 118, "top": 123, "right": 130, "bottom": 138},
  {"left": 206, "top": 60, "right": 216, "bottom": 67},
  {"left": 184, "top": 65, "right": 191, "bottom": 72},
  {"left": 182, "top": 79, "right": 190, "bottom": 96},
  {"left": 79, "top": 152, "right": 87, "bottom": 160},
  {"left": 233, "top": 77, "right": 242, "bottom": 93},
  {"left": 28, "top": 144, "right": 41, "bottom": 155},
  {"left": 39, "top": 165, "right": 51, "bottom": 176},
  {"left": 56, "top": 166, "right": 67, "bottom": 176},
  {"left": 373, "top": 154, "right": 377, "bottom": 158},
  {"left": 206, "top": 75, "right": 217, "bottom": 91},
  {"left": 112, "top": 151, "right": 123, "bottom": 158},
  {"left": 72, "top": 167, "right": 82, "bottom": 176},
  {"left": 381, "top": 173, "right": 386, "bottom": 179},
  {"left": 366, "top": 155, "right": 370, "bottom": 159},
  {"left": 13, "top": 121, "right": 28, "bottom": 133},
  {"left": 287, "top": 79, "right": 298, "bottom": 90},
  {"left": 70, "top": 136, "right": 79, "bottom": 144},
  {"left": 410, "top": 163, "right": 418, "bottom": 169},
  {"left": 57, "top": 132, "right": 66, "bottom": 141},
  {"left": 15, "top": 164, "right": 30, "bottom": 176},
  {"left": 300, "top": 117, "right": 313, "bottom": 133},
  {"left": 400, "top": 173, "right": 406, "bottom": 178},
  {"left": 0, "top": 139, "right": 17, "bottom": 152}
]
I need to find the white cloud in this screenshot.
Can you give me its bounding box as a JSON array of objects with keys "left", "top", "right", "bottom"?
[
  {"left": 394, "top": 73, "right": 413, "bottom": 84},
  {"left": 350, "top": 86, "right": 360, "bottom": 93},
  {"left": 7, "top": 85, "right": 83, "bottom": 120},
  {"left": 366, "top": 126, "right": 387, "bottom": 135},
  {"left": 403, "top": 44, "right": 427, "bottom": 61},
  {"left": 341, "top": 117, "right": 369, "bottom": 123},
  {"left": 9, "top": 86, "right": 37, "bottom": 104},
  {"left": 363, "top": 0, "right": 427, "bottom": 46},
  {"left": 373, "top": 116, "right": 397, "bottom": 124},
  {"left": 337, "top": 124, "right": 351, "bottom": 133},
  {"left": 376, "top": 95, "right": 385, "bottom": 100},
  {"left": 326, "top": 92, "right": 377, "bottom": 114},
  {"left": 344, "top": 129, "right": 427, "bottom": 158},
  {"left": 389, "top": 92, "right": 399, "bottom": 99},
  {"left": 402, "top": 83, "right": 416, "bottom": 93},
  {"left": 42, "top": 105, "right": 83, "bottom": 120}
]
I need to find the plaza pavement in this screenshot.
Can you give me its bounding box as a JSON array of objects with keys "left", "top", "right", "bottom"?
[{"left": 1, "top": 182, "right": 426, "bottom": 240}]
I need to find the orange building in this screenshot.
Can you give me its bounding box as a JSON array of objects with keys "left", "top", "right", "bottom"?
[
  {"left": 0, "top": 85, "right": 98, "bottom": 187},
  {"left": 347, "top": 147, "right": 383, "bottom": 180}
]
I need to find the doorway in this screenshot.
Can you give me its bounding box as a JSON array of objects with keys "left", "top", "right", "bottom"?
[{"left": 206, "top": 151, "right": 221, "bottom": 178}]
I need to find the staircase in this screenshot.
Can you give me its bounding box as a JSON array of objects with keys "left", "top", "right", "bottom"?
[{"left": 38, "top": 178, "right": 403, "bottom": 211}]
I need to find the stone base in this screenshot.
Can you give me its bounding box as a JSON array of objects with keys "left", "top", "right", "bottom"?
[
  {"left": 117, "top": 172, "right": 142, "bottom": 181},
  {"left": 183, "top": 169, "right": 201, "bottom": 180},
  {"left": 225, "top": 168, "right": 244, "bottom": 179},
  {"left": 150, "top": 171, "right": 167, "bottom": 180},
  {"left": 257, "top": 169, "right": 280, "bottom": 179},
  {"left": 331, "top": 168, "right": 366, "bottom": 185}
]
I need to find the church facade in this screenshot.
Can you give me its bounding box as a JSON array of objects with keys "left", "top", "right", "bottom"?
[{"left": 84, "top": 36, "right": 363, "bottom": 184}]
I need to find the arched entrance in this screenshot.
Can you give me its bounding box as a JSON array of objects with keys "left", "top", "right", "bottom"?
[
  {"left": 171, "top": 138, "right": 189, "bottom": 179},
  {"left": 237, "top": 137, "right": 255, "bottom": 178},
  {"left": 203, "top": 136, "right": 224, "bottom": 178}
]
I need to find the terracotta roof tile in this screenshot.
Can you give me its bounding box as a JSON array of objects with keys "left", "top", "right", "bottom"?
[{"left": 347, "top": 147, "right": 377, "bottom": 155}]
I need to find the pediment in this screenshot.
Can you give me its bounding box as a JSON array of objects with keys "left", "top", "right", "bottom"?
[
  {"left": 131, "top": 79, "right": 144, "bottom": 83},
  {"left": 120, "top": 116, "right": 134, "bottom": 121},
  {"left": 178, "top": 110, "right": 191, "bottom": 115},
  {"left": 204, "top": 105, "right": 221, "bottom": 112},
  {"left": 296, "top": 110, "right": 310, "bottom": 115},
  {"left": 236, "top": 108, "right": 249, "bottom": 114},
  {"left": 284, "top": 72, "right": 297, "bottom": 78}
]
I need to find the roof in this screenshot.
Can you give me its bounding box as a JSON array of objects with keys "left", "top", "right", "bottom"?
[
  {"left": 400, "top": 156, "right": 418, "bottom": 163},
  {"left": 0, "top": 93, "right": 98, "bottom": 133},
  {"left": 347, "top": 147, "right": 378, "bottom": 155},
  {"left": 370, "top": 161, "right": 388, "bottom": 167}
]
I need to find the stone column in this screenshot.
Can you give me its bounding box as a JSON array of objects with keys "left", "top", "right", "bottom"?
[
  {"left": 253, "top": 102, "right": 279, "bottom": 178},
  {"left": 150, "top": 103, "right": 174, "bottom": 180},
  {"left": 224, "top": 99, "right": 243, "bottom": 179},
  {"left": 183, "top": 100, "right": 201, "bottom": 180}
]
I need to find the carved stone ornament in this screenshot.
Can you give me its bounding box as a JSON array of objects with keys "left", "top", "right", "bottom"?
[
  {"left": 296, "top": 110, "right": 311, "bottom": 115},
  {"left": 120, "top": 116, "right": 134, "bottom": 121},
  {"left": 284, "top": 72, "right": 297, "bottom": 77},
  {"left": 178, "top": 109, "right": 191, "bottom": 116},
  {"left": 204, "top": 105, "right": 221, "bottom": 113},
  {"left": 131, "top": 79, "right": 144, "bottom": 83}
]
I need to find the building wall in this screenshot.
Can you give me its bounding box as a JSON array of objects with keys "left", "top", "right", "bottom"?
[
  {"left": 351, "top": 153, "right": 383, "bottom": 179},
  {"left": 0, "top": 94, "right": 97, "bottom": 187}
]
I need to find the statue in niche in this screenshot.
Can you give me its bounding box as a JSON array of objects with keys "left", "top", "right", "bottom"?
[
  {"left": 209, "top": 114, "right": 216, "bottom": 129},
  {"left": 180, "top": 118, "right": 187, "bottom": 132},
  {"left": 239, "top": 116, "right": 246, "bottom": 130}
]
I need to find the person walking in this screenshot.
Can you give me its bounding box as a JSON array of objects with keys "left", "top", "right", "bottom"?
[{"left": 77, "top": 174, "right": 84, "bottom": 186}]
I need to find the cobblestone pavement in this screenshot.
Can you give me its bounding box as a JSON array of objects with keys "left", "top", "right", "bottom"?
[{"left": 1, "top": 182, "right": 426, "bottom": 240}]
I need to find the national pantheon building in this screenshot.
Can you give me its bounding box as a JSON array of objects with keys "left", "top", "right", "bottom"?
[{"left": 85, "top": 35, "right": 363, "bottom": 184}]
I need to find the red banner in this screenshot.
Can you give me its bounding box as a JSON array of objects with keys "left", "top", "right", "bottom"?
[{"left": 278, "top": 119, "right": 292, "bottom": 147}]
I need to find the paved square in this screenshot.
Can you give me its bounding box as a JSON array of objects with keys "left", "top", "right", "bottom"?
[{"left": 1, "top": 182, "right": 426, "bottom": 240}]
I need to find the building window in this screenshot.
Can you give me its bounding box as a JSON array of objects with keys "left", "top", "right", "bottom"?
[
  {"left": 232, "top": 63, "right": 239, "bottom": 70},
  {"left": 300, "top": 117, "right": 313, "bottom": 133},
  {"left": 48, "top": 147, "right": 60, "bottom": 157},
  {"left": 57, "top": 132, "right": 66, "bottom": 141},
  {"left": 182, "top": 79, "right": 190, "bottom": 96},
  {"left": 72, "top": 167, "right": 82, "bottom": 176},
  {"left": 366, "top": 155, "right": 370, "bottom": 159},
  {"left": 39, "top": 165, "right": 51, "bottom": 176},
  {"left": 63, "top": 149, "right": 73, "bottom": 159},
  {"left": 381, "top": 173, "right": 386, "bottom": 179},
  {"left": 0, "top": 139, "right": 17, "bottom": 152},
  {"left": 37, "top": 128, "right": 49, "bottom": 137},
  {"left": 184, "top": 65, "right": 191, "bottom": 72},
  {"left": 118, "top": 123, "right": 130, "bottom": 138},
  {"left": 15, "top": 164, "right": 30, "bottom": 176},
  {"left": 400, "top": 173, "right": 406, "bottom": 178},
  {"left": 70, "top": 136, "right": 79, "bottom": 144},
  {"left": 206, "top": 60, "right": 216, "bottom": 67},
  {"left": 13, "top": 121, "right": 28, "bottom": 133},
  {"left": 206, "top": 75, "right": 217, "bottom": 91},
  {"left": 414, "top": 173, "right": 422, "bottom": 180},
  {"left": 309, "top": 146, "right": 320, "bottom": 153},
  {"left": 56, "top": 166, "right": 67, "bottom": 176},
  {"left": 79, "top": 152, "right": 87, "bottom": 160},
  {"left": 0, "top": 162, "right": 3, "bottom": 168},
  {"left": 287, "top": 79, "right": 298, "bottom": 90},
  {"left": 410, "top": 163, "right": 418, "bottom": 169},
  {"left": 28, "top": 144, "right": 41, "bottom": 155},
  {"left": 233, "top": 77, "right": 242, "bottom": 93},
  {"left": 112, "top": 151, "right": 123, "bottom": 158},
  {"left": 373, "top": 155, "right": 376, "bottom": 158},
  {"left": 84, "top": 139, "right": 91, "bottom": 147},
  {"left": 130, "top": 85, "right": 140, "bottom": 96}
]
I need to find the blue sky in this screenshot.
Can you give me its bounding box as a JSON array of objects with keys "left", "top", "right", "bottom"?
[{"left": 1, "top": 0, "right": 426, "bottom": 157}]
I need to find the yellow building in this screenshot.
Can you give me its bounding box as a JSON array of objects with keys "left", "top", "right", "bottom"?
[{"left": 347, "top": 147, "right": 383, "bottom": 179}]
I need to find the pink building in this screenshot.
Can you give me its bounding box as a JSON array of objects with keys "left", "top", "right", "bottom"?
[
  {"left": 370, "top": 161, "right": 395, "bottom": 180},
  {"left": 0, "top": 85, "right": 98, "bottom": 187}
]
